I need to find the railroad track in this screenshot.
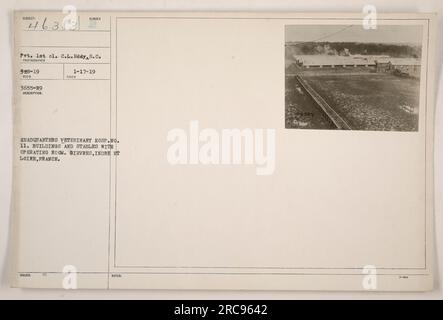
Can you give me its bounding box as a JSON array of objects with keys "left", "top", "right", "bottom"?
[{"left": 295, "top": 75, "right": 352, "bottom": 130}]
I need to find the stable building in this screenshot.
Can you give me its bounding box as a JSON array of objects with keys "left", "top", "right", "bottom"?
[
  {"left": 294, "top": 55, "right": 373, "bottom": 68},
  {"left": 375, "top": 58, "right": 421, "bottom": 78}
]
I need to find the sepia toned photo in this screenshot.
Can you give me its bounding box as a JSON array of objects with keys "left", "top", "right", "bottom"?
[
  {"left": 285, "top": 25, "right": 423, "bottom": 131},
  {"left": 10, "top": 11, "right": 436, "bottom": 292}
]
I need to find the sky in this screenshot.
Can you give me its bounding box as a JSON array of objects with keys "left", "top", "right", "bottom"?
[{"left": 285, "top": 25, "right": 423, "bottom": 45}]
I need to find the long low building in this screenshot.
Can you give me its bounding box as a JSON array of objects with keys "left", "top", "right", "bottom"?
[
  {"left": 293, "top": 54, "right": 421, "bottom": 77},
  {"left": 293, "top": 55, "right": 376, "bottom": 68}
]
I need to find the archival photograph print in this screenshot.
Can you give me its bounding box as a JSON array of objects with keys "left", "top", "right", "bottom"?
[{"left": 285, "top": 25, "right": 423, "bottom": 131}]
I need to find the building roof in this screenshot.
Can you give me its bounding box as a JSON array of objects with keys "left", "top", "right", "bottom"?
[
  {"left": 293, "top": 55, "right": 421, "bottom": 67},
  {"left": 294, "top": 55, "right": 373, "bottom": 66}
]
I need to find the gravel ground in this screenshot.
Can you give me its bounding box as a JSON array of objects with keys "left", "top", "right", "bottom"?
[{"left": 303, "top": 72, "right": 420, "bottom": 131}]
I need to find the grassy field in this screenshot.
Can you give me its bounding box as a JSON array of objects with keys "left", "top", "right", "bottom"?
[{"left": 303, "top": 72, "right": 420, "bottom": 131}]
